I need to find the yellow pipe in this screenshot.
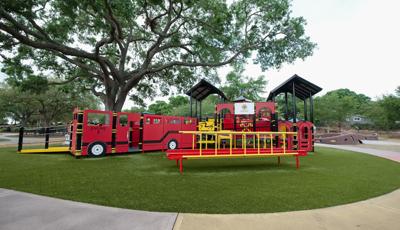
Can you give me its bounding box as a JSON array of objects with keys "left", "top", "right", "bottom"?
[
  {"left": 199, "top": 134, "right": 202, "bottom": 156},
  {"left": 243, "top": 134, "right": 247, "bottom": 155},
  {"left": 215, "top": 134, "right": 217, "bottom": 155},
  {"left": 263, "top": 135, "right": 266, "bottom": 149},
  {"left": 257, "top": 134, "right": 260, "bottom": 154},
  {"left": 192, "top": 134, "right": 195, "bottom": 150},
  {"left": 180, "top": 130, "right": 297, "bottom": 135},
  {"left": 270, "top": 134, "right": 273, "bottom": 155},
  {"left": 229, "top": 134, "right": 232, "bottom": 155},
  {"left": 185, "top": 152, "right": 298, "bottom": 160},
  {"left": 283, "top": 133, "right": 286, "bottom": 154},
  {"left": 205, "top": 134, "right": 208, "bottom": 150},
  {"left": 234, "top": 134, "right": 236, "bottom": 149}
]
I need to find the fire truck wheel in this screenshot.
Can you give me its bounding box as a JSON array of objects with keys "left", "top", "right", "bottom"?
[
  {"left": 88, "top": 142, "right": 107, "bottom": 157},
  {"left": 167, "top": 139, "right": 178, "bottom": 150}
]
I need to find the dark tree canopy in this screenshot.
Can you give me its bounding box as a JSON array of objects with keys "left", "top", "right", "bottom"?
[{"left": 0, "top": 0, "right": 315, "bottom": 111}]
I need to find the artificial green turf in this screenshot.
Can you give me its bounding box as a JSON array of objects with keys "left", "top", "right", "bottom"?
[{"left": 0, "top": 146, "right": 399, "bottom": 214}]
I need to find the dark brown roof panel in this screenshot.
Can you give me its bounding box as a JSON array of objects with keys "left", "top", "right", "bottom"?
[
  {"left": 267, "top": 74, "right": 322, "bottom": 100},
  {"left": 186, "top": 79, "right": 228, "bottom": 101}
]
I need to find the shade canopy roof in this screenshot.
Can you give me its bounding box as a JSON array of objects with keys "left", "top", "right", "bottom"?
[
  {"left": 186, "top": 79, "right": 228, "bottom": 101},
  {"left": 233, "top": 96, "right": 252, "bottom": 102},
  {"left": 267, "top": 74, "right": 322, "bottom": 101}
]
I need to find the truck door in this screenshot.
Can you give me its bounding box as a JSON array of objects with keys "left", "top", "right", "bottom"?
[
  {"left": 142, "top": 114, "right": 164, "bottom": 151},
  {"left": 116, "top": 112, "right": 141, "bottom": 153}
]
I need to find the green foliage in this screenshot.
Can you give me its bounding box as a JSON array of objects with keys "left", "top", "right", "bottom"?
[
  {"left": 168, "top": 96, "right": 189, "bottom": 108},
  {"left": 370, "top": 92, "right": 400, "bottom": 130},
  {"left": 0, "top": 83, "right": 100, "bottom": 126},
  {"left": 0, "top": 0, "right": 316, "bottom": 111},
  {"left": 221, "top": 68, "right": 267, "bottom": 101},
  {"left": 147, "top": 100, "right": 172, "bottom": 115},
  {"left": 274, "top": 94, "right": 306, "bottom": 121},
  {"left": 313, "top": 89, "right": 371, "bottom": 129},
  {"left": 0, "top": 147, "right": 399, "bottom": 213},
  {"left": 311, "top": 87, "right": 400, "bottom": 130},
  {"left": 123, "top": 106, "right": 146, "bottom": 113}
]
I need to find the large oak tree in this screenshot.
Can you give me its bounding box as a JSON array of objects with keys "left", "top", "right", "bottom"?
[{"left": 0, "top": 0, "right": 315, "bottom": 111}]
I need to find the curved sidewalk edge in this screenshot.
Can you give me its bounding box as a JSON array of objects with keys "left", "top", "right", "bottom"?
[
  {"left": 0, "top": 188, "right": 177, "bottom": 230},
  {"left": 174, "top": 189, "right": 400, "bottom": 230},
  {"left": 315, "top": 143, "right": 400, "bottom": 163}
]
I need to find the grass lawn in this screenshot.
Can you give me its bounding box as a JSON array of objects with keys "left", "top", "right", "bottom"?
[{"left": 0, "top": 146, "right": 399, "bottom": 214}]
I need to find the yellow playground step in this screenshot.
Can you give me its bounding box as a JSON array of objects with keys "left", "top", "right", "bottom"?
[{"left": 19, "top": 146, "right": 70, "bottom": 154}]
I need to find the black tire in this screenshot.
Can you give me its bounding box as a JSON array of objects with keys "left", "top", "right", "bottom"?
[
  {"left": 88, "top": 141, "right": 107, "bottom": 157},
  {"left": 167, "top": 139, "right": 178, "bottom": 150}
]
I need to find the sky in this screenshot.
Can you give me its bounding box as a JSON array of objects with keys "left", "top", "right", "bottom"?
[{"left": 233, "top": 0, "right": 400, "bottom": 100}]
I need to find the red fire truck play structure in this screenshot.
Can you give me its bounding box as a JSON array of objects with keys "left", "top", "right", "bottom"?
[
  {"left": 68, "top": 109, "right": 197, "bottom": 157},
  {"left": 18, "top": 75, "right": 322, "bottom": 173}
]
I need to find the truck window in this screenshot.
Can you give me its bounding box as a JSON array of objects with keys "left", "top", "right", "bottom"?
[
  {"left": 169, "top": 119, "right": 181, "bottom": 124},
  {"left": 87, "top": 113, "right": 110, "bottom": 126},
  {"left": 119, "top": 114, "right": 128, "bottom": 127}
]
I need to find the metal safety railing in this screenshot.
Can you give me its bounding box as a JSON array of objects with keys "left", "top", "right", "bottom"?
[{"left": 180, "top": 130, "right": 298, "bottom": 156}]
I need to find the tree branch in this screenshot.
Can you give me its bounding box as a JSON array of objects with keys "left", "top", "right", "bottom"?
[
  {"left": 48, "top": 75, "right": 81, "bottom": 85},
  {"left": 0, "top": 22, "right": 96, "bottom": 60},
  {"left": 103, "top": 0, "right": 123, "bottom": 40},
  {"left": 148, "top": 51, "right": 243, "bottom": 73},
  {"left": 53, "top": 52, "right": 102, "bottom": 77}
]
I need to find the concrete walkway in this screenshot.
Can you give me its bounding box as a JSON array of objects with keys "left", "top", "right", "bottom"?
[
  {"left": 315, "top": 143, "right": 400, "bottom": 163},
  {"left": 174, "top": 189, "right": 400, "bottom": 230},
  {"left": 1, "top": 188, "right": 399, "bottom": 230},
  {"left": 0, "top": 188, "right": 177, "bottom": 230}
]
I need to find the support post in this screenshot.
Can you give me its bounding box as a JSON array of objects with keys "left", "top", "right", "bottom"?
[
  {"left": 304, "top": 99, "right": 308, "bottom": 121},
  {"left": 292, "top": 82, "right": 297, "bottom": 124},
  {"left": 190, "top": 95, "right": 193, "bottom": 117},
  {"left": 285, "top": 92, "right": 289, "bottom": 121},
  {"left": 233, "top": 115, "right": 237, "bottom": 131},
  {"left": 17, "top": 127, "right": 24, "bottom": 152},
  {"left": 179, "top": 159, "right": 183, "bottom": 174},
  {"left": 310, "top": 93, "right": 314, "bottom": 123},
  {"left": 195, "top": 100, "right": 198, "bottom": 119},
  {"left": 44, "top": 127, "right": 50, "bottom": 149},
  {"left": 199, "top": 100, "right": 202, "bottom": 121},
  {"left": 310, "top": 92, "right": 315, "bottom": 152}
]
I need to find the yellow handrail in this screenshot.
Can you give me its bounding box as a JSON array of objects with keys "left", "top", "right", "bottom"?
[
  {"left": 186, "top": 130, "right": 296, "bottom": 156},
  {"left": 180, "top": 130, "right": 297, "bottom": 135}
]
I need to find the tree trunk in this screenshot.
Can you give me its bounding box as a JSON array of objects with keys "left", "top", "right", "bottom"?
[{"left": 103, "top": 88, "right": 128, "bottom": 112}]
